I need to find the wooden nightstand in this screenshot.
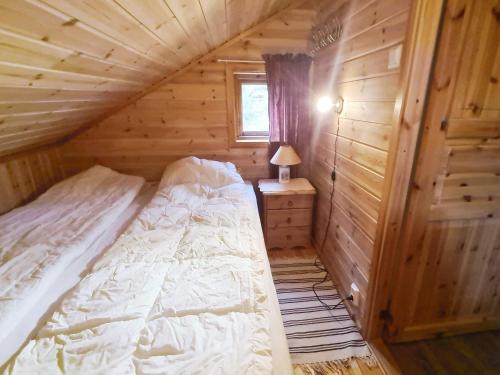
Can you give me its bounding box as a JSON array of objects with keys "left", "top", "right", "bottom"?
[{"left": 258, "top": 178, "right": 316, "bottom": 249}]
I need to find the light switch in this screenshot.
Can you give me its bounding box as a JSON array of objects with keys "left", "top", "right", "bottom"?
[{"left": 388, "top": 44, "right": 402, "bottom": 69}]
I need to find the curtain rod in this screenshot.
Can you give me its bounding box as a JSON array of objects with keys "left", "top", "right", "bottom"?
[{"left": 217, "top": 58, "right": 264, "bottom": 64}]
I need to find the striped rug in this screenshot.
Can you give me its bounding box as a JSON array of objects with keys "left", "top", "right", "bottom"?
[{"left": 270, "top": 257, "right": 372, "bottom": 367}]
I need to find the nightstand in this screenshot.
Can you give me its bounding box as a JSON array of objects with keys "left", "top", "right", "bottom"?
[{"left": 258, "top": 178, "right": 316, "bottom": 249}]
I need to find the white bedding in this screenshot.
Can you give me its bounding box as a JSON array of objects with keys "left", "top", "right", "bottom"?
[
  {"left": 0, "top": 166, "right": 145, "bottom": 357},
  {"left": 0, "top": 183, "right": 155, "bottom": 367},
  {"left": 4, "top": 158, "right": 292, "bottom": 374}
]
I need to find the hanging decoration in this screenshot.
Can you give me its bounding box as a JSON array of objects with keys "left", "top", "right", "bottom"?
[{"left": 309, "top": 6, "right": 343, "bottom": 55}]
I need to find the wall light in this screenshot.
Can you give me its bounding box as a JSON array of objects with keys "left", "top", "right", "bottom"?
[
  {"left": 335, "top": 96, "right": 344, "bottom": 114},
  {"left": 316, "top": 96, "right": 333, "bottom": 113}
]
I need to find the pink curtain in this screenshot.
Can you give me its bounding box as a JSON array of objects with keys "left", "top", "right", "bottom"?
[{"left": 263, "top": 53, "right": 312, "bottom": 177}]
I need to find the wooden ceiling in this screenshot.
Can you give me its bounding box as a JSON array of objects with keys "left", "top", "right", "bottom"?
[{"left": 0, "top": 0, "right": 300, "bottom": 156}]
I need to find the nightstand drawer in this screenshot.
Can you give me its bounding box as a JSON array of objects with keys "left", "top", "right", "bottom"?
[
  {"left": 266, "top": 194, "right": 314, "bottom": 210},
  {"left": 267, "top": 209, "right": 312, "bottom": 229},
  {"left": 267, "top": 226, "right": 311, "bottom": 248}
]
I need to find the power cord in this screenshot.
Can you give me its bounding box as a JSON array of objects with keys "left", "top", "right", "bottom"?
[
  {"left": 312, "top": 266, "right": 354, "bottom": 313},
  {"left": 312, "top": 257, "right": 354, "bottom": 322},
  {"left": 313, "top": 112, "right": 353, "bottom": 319},
  {"left": 318, "top": 113, "right": 341, "bottom": 254}
]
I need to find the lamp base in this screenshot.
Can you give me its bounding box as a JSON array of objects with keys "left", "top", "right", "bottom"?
[{"left": 278, "top": 165, "right": 290, "bottom": 184}]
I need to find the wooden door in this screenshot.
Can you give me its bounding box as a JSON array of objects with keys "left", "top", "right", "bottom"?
[{"left": 385, "top": 0, "right": 500, "bottom": 342}]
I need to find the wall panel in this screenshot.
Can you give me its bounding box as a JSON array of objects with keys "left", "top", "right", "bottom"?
[
  {"left": 62, "top": 7, "right": 315, "bottom": 182},
  {"left": 309, "top": 0, "right": 411, "bottom": 332},
  {"left": 0, "top": 144, "right": 65, "bottom": 214}
]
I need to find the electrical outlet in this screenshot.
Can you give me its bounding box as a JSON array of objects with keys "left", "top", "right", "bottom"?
[{"left": 350, "top": 282, "right": 360, "bottom": 307}]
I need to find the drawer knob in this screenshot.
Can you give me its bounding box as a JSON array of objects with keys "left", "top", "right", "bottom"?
[
  {"left": 287, "top": 200, "right": 293, "bottom": 207},
  {"left": 286, "top": 217, "right": 292, "bottom": 224}
]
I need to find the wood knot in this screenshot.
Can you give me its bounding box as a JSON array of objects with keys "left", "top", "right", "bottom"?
[
  {"left": 468, "top": 102, "right": 480, "bottom": 114},
  {"left": 451, "top": 5, "right": 466, "bottom": 21},
  {"left": 62, "top": 18, "right": 78, "bottom": 26},
  {"left": 492, "top": 7, "right": 500, "bottom": 21},
  {"left": 435, "top": 77, "right": 451, "bottom": 91}
]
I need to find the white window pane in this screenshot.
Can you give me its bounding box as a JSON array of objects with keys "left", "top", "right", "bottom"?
[{"left": 241, "top": 83, "right": 269, "bottom": 133}]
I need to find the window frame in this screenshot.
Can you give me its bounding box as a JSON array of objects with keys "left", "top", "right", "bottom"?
[{"left": 226, "top": 64, "right": 269, "bottom": 147}]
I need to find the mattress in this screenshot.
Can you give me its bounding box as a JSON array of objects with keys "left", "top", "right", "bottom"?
[
  {"left": 3, "top": 158, "right": 292, "bottom": 374},
  {"left": 0, "top": 166, "right": 145, "bottom": 365}
]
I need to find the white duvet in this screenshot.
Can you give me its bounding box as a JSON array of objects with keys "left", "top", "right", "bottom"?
[
  {"left": 4, "top": 157, "right": 275, "bottom": 375},
  {"left": 0, "top": 166, "right": 145, "bottom": 349}
]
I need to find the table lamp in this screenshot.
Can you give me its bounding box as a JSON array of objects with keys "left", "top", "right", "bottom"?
[{"left": 270, "top": 145, "right": 301, "bottom": 183}]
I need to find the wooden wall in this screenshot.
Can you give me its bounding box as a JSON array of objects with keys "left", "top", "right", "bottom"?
[
  {"left": 385, "top": 0, "right": 500, "bottom": 341},
  {"left": 309, "top": 0, "right": 411, "bottom": 332},
  {"left": 0, "top": 0, "right": 296, "bottom": 157},
  {"left": 61, "top": 6, "right": 314, "bottom": 182},
  {"left": 0, "top": 144, "right": 66, "bottom": 214}
]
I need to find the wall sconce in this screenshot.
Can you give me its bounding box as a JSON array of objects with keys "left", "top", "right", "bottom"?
[{"left": 335, "top": 96, "right": 344, "bottom": 114}]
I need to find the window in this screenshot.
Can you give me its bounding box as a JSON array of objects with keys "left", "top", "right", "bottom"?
[
  {"left": 226, "top": 66, "right": 270, "bottom": 146},
  {"left": 239, "top": 80, "right": 269, "bottom": 136}
]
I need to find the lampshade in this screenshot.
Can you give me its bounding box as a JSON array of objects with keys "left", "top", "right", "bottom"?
[{"left": 270, "top": 145, "right": 301, "bottom": 166}]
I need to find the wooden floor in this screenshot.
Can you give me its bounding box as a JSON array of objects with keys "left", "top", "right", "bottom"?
[
  {"left": 385, "top": 330, "right": 500, "bottom": 375},
  {"left": 267, "top": 246, "right": 318, "bottom": 261}
]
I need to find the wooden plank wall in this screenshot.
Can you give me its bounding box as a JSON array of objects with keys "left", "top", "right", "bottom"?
[
  {"left": 0, "top": 144, "right": 66, "bottom": 214},
  {"left": 386, "top": 0, "right": 500, "bottom": 341},
  {"left": 0, "top": 0, "right": 296, "bottom": 156},
  {"left": 61, "top": 7, "right": 315, "bottom": 182},
  {"left": 309, "top": 0, "right": 411, "bottom": 332}
]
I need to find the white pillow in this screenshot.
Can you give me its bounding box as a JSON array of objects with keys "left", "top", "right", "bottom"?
[{"left": 159, "top": 157, "right": 243, "bottom": 189}]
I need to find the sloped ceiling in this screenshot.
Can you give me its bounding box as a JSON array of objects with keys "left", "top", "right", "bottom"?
[{"left": 0, "top": 0, "right": 301, "bottom": 156}]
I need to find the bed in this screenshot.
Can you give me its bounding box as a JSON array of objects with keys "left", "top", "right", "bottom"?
[
  {"left": 0, "top": 166, "right": 146, "bottom": 366},
  {"left": 3, "top": 157, "right": 292, "bottom": 375}
]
